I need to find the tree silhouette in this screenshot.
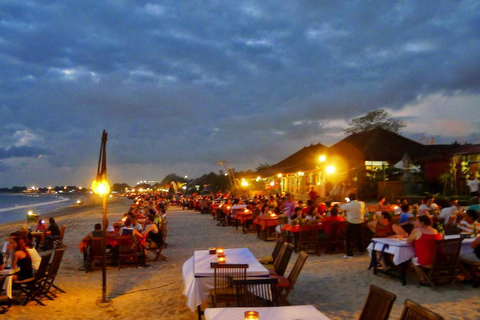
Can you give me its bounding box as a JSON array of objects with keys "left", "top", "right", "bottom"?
[{"left": 344, "top": 109, "right": 406, "bottom": 135}]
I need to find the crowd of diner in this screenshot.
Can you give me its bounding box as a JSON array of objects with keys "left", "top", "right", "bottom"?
[
  {"left": 180, "top": 187, "right": 480, "bottom": 286},
  {"left": 81, "top": 194, "right": 169, "bottom": 268}
]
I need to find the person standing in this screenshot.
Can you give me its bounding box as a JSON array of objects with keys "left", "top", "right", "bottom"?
[
  {"left": 340, "top": 193, "right": 365, "bottom": 258},
  {"left": 308, "top": 187, "right": 318, "bottom": 201},
  {"left": 467, "top": 175, "right": 480, "bottom": 198}
]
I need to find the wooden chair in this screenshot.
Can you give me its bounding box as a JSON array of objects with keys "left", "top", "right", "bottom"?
[
  {"left": 418, "top": 238, "right": 463, "bottom": 286},
  {"left": 43, "top": 249, "right": 66, "bottom": 299},
  {"left": 267, "top": 242, "right": 294, "bottom": 276},
  {"left": 271, "top": 251, "right": 308, "bottom": 305},
  {"left": 116, "top": 235, "right": 139, "bottom": 268},
  {"left": 257, "top": 240, "right": 284, "bottom": 264},
  {"left": 87, "top": 237, "right": 105, "bottom": 271},
  {"left": 53, "top": 225, "right": 66, "bottom": 249},
  {"left": 233, "top": 278, "right": 279, "bottom": 307},
  {"left": 443, "top": 224, "right": 460, "bottom": 235},
  {"left": 297, "top": 223, "right": 320, "bottom": 256},
  {"left": 320, "top": 221, "right": 348, "bottom": 253},
  {"left": 358, "top": 284, "right": 396, "bottom": 320},
  {"left": 399, "top": 299, "right": 444, "bottom": 320},
  {"left": 211, "top": 263, "right": 248, "bottom": 307},
  {"left": 145, "top": 231, "right": 167, "bottom": 262},
  {"left": 13, "top": 252, "right": 52, "bottom": 306}
]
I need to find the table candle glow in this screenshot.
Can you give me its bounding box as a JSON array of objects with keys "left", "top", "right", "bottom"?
[
  {"left": 217, "top": 247, "right": 224, "bottom": 255},
  {"left": 244, "top": 311, "right": 259, "bottom": 320},
  {"left": 218, "top": 256, "right": 226, "bottom": 263}
]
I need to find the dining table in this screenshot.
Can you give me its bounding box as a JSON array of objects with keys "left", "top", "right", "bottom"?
[
  {"left": 182, "top": 247, "right": 269, "bottom": 312},
  {"left": 367, "top": 235, "right": 475, "bottom": 285},
  {"left": 233, "top": 210, "right": 253, "bottom": 233},
  {"left": 254, "top": 215, "right": 279, "bottom": 241},
  {"left": 204, "top": 305, "right": 332, "bottom": 320},
  {"left": 281, "top": 222, "right": 323, "bottom": 252},
  {"left": 1, "top": 268, "right": 19, "bottom": 299},
  {"left": 31, "top": 230, "right": 51, "bottom": 248}
]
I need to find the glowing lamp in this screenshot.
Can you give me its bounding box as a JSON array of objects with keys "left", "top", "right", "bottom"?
[
  {"left": 91, "top": 178, "right": 111, "bottom": 196},
  {"left": 241, "top": 181, "right": 249, "bottom": 187},
  {"left": 319, "top": 155, "right": 326, "bottom": 162},
  {"left": 326, "top": 165, "right": 335, "bottom": 174},
  {"left": 244, "top": 311, "right": 259, "bottom": 320},
  {"left": 277, "top": 173, "right": 282, "bottom": 178},
  {"left": 244, "top": 209, "right": 250, "bottom": 213},
  {"left": 217, "top": 247, "right": 225, "bottom": 256},
  {"left": 269, "top": 181, "right": 275, "bottom": 187},
  {"left": 76, "top": 200, "right": 82, "bottom": 205},
  {"left": 27, "top": 210, "right": 34, "bottom": 216},
  {"left": 217, "top": 256, "right": 226, "bottom": 264},
  {"left": 271, "top": 213, "right": 277, "bottom": 217}
]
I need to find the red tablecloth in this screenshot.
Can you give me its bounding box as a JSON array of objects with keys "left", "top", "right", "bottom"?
[
  {"left": 281, "top": 222, "right": 323, "bottom": 233},
  {"left": 233, "top": 212, "right": 253, "bottom": 223},
  {"left": 254, "top": 216, "right": 279, "bottom": 230}
]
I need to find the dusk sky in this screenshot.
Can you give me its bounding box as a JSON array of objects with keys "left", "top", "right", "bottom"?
[{"left": 1, "top": 1, "right": 480, "bottom": 188}]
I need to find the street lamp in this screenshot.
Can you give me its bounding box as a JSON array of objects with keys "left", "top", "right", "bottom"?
[
  {"left": 91, "top": 130, "right": 110, "bottom": 305},
  {"left": 326, "top": 165, "right": 336, "bottom": 174},
  {"left": 319, "top": 155, "right": 326, "bottom": 163}
]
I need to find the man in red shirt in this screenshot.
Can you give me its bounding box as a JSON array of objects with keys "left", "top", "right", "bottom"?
[
  {"left": 308, "top": 187, "right": 318, "bottom": 201},
  {"left": 322, "top": 206, "right": 345, "bottom": 235}
]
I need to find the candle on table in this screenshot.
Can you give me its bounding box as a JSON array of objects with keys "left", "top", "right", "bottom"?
[{"left": 244, "top": 311, "right": 259, "bottom": 320}]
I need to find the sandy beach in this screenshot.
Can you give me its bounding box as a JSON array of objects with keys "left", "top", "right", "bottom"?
[{"left": 0, "top": 200, "right": 479, "bottom": 319}]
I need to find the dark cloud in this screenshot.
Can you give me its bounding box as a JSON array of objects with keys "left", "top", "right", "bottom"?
[
  {"left": 0, "top": 0, "right": 479, "bottom": 186},
  {"left": 0, "top": 146, "right": 50, "bottom": 160}
]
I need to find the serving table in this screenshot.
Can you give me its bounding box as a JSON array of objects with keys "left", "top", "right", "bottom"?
[
  {"left": 182, "top": 248, "right": 269, "bottom": 311},
  {"left": 204, "top": 305, "right": 332, "bottom": 320}
]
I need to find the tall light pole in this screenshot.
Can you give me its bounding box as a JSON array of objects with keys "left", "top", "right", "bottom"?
[{"left": 91, "top": 130, "right": 111, "bottom": 305}]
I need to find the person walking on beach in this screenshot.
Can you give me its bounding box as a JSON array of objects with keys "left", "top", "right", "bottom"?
[{"left": 340, "top": 193, "right": 365, "bottom": 258}]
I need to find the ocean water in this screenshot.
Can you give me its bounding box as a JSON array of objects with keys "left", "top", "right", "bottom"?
[{"left": 0, "top": 193, "right": 75, "bottom": 224}]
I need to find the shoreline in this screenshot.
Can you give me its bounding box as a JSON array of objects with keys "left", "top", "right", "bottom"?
[{"left": 0, "top": 196, "right": 130, "bottom": 231}]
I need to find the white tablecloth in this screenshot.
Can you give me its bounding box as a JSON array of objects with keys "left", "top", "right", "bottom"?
[
  {"left": 231, "top": 205, "right": 247, "bottom": 210},
  {"left": 1, "top": 268, "right": 18, "bottom": 299},
  {"left": 367, "top": 236, "right": 476, "bottom": 266},
  {"left": 183, "top": 248, "right": 269, "bottom": 311},
  {"left": 205, "top": 305, "right": 332, "bottom": 320}
]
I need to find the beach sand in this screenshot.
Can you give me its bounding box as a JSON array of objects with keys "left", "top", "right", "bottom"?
[{"left": 0, "top": 200, "right": 479, "bottom": 319}]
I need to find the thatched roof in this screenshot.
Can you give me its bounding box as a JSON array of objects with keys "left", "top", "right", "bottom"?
[
  {"left": 328, "top": 127, "right": 429, "bottom": 165},
  {"left": 258, "top": 143, "right": 328, "bottom": 176}
]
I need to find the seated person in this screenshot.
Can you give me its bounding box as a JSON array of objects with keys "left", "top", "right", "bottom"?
[
  {"left": 290, "top": 207, "right": 302, "bottom": 220},
  {"left": 131, "top": 217, "right": 143, "bottom": 232},
  {"left": 460, "top": 235, "right": 480, "bottom": 265},
  {"left": 320, "top": 207, "right": 345, "bottom": 238},
  {"left": 302, "top": 200, "right": 313, "bottom": 218},
  {"left": 305, "top": 205, "right": 322, "bottom": 221},
  {"left": 468, "top": 196, "right": 480, "bottom": 213},
  {"left": 43, "top": 217, "right": 61, "bottom": 250},
  {"left": 458, "top": 209, "right": 480, "bottom": 235},
  {"left": 118, "top": 219, "right": 143, "bottom": 237},
  {"left": 368, "top": 212, "right": 407, "bottom": 238},
  {"left": 408, "top": 215, "right": 442, "bottom": 285},
  {"left": 398, "top": 204, "right": 415, "bottom": 233},
  {"left": 83, "top": 223, "right": 103, "bottom": 241},
  {"left": 438, "top": 198, "right": 460, "bottom": 224},
  {"left": 143, "top": 215, "right": 163, "bottom": 247},
  {"left": 11, "top": 236, "right": 33, "bottom": 281},
  {"left": 35, "top": 217, "right": 48, "bottom": 231}
]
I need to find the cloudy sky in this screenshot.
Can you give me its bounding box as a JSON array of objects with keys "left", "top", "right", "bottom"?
[{"left": 1, "top": 1, "right": 479, "bottom": 187}]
